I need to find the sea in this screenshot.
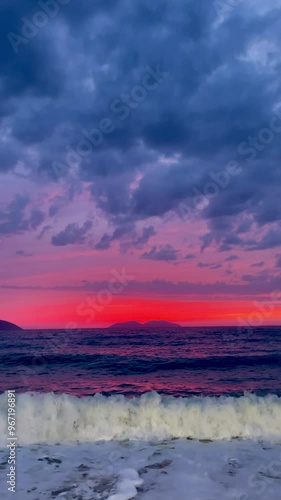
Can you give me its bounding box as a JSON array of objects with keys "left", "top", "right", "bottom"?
[{"left": 0, "top": 325, "right": 281, "bottom": 499}]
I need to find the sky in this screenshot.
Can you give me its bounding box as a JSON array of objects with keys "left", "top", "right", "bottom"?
[{"left": 1, "top": 0, "right": 281, "bottom": 329}]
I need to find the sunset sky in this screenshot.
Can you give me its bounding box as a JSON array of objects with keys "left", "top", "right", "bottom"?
[{"left": 1, "top": 0, "right": 281, "bottom": 329}]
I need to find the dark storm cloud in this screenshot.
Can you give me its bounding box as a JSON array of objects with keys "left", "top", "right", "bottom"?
[
  {"left": 250, "top": 227, "right": 281, "bottom": 251},
  {"left": 0, "top": 195, "right": 28, "bottom": 234},
  {"left": 141, "top": 244, "right": 179, "bottom": 262},
  {"left": 198, "top": 262, "right": 223, "bottom": 270},
  {"left": 51, "top": 220, "right": 93, "bottom": 246},
  {"left": 47, "top": 191, "right": 79, "bottom": 218},
  {"left": 0, "top": 0, "right": 66, "bottom": 101},
  {"left": 38, "top": 224, "right": 52, "bottom": 240},
  {"left": 225, "top": 255, "right": 239, "bottom": 262},
  {"left": 95, "top": 224, "right": 156, "bottom": 252},
  {"left": 134, "top": 226, "right": 156, "bottom": 247},
  {"left": 95, "top": 233, "right": 111, "bottom": 251},
  {"left": 185, "top": 253, "right": 196, "bottom": 260},
  {"left": 1, "top": 0, "right": 281, "bottom": 251},
  {"left": 0, "top": 143, "right": 22, "bottom": 173},
  {"left": 29, "top": 209, "right": 45, "bottom": 229},
  {"left": 251, "top": 261, "right": 265, "bottom": 268},
  {"left": 0, "top": 194, "right": 45, "bottom": 235},
  {"left": 16, "top": 249, "right": 32, "bottom": 257}
]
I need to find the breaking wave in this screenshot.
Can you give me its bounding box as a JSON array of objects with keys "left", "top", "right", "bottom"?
[{"left": 1, "top": 391, "right": 281, "bottom": 446}]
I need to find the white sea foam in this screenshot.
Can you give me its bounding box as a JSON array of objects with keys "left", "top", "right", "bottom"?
[
  {"left": 1, "top": 438, "right": 281, "bottom": 499},
  {"left": 108, "top": 469, "right": 143, "bottom": 500},
  {"left": 1, "top": 391, "right": 281, "bottom": 446}
]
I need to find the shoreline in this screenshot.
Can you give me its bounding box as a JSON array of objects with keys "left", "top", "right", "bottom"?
[{"left": 1, "top": 438, "right": 281, "bottom": 499}]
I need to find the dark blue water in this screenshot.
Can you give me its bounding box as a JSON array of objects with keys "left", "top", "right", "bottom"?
[{"left": 0, "top": 326, "right": 281, "bottom": 397}]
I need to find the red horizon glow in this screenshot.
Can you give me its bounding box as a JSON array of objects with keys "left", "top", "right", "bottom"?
[{"left": 2, "top": 291, "right": 281, "bottom": 329}]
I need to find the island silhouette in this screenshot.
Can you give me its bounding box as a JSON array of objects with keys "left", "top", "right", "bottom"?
[
  {"left": 0, "top": 320, "right": 22, "bottom": 331},
  {"left": 109, "top": 320, "right": 182, "bottom": 330}
]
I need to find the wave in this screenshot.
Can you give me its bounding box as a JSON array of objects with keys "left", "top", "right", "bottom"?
[
  {"left": 1, "top": 353, "right": 281, "bottom": 374},
  {"left": 1, "top": 392, "right": 281, "bottom": 446}
]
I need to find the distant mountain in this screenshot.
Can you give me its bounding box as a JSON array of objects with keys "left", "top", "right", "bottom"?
[
  {"left": 0, "top": 320, "right": 22, "bottom": 332},
  {"left": 109, "top": 320, "right": 182, "bottom": 330}
]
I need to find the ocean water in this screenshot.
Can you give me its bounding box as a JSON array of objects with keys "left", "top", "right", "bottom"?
[
  {"left": 0, "top": 325, "right": 281, "bottom": 396},
  {"left": 0, "top": 326, "right": 281, "bottom": 499}
]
